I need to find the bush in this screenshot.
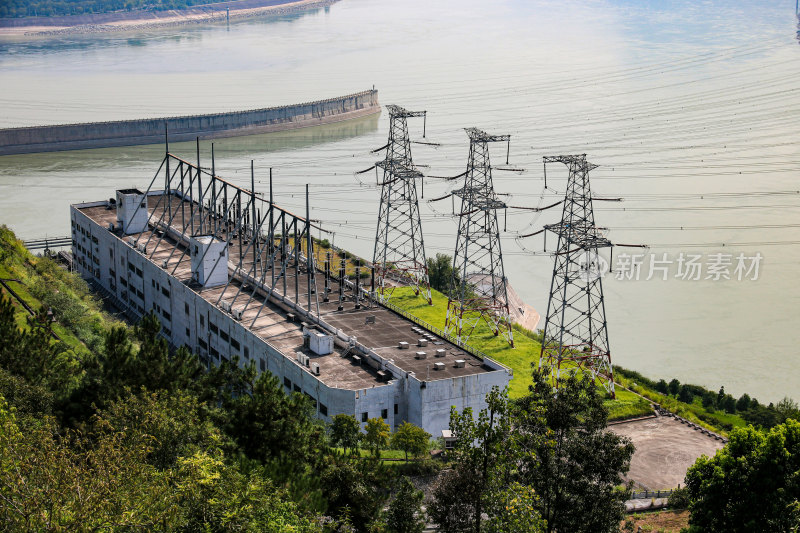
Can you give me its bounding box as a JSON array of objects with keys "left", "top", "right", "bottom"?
[{"left": 668, "top": 487, "right": 690, "bottom": 509}]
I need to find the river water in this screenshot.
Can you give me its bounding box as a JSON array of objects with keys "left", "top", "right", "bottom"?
[{"left": 1, "top": 0, "right": 798, "bottom": 402}]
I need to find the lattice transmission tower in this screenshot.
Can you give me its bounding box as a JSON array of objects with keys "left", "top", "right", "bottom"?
[
  {"left": 373, "top": 105, "right": 432, "bottom": 304},
  {"left": 445, "top": 128, "right": 513, "bottom": 347},
  {"left": 540, "top": 154, "right": 615, "bottom": 397}
]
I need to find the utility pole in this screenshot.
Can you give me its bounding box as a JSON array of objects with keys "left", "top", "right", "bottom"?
[
  {"left": 540, "top": 155, "right": 614, "bottom": 397},
  {"left": 372, "top": 105, "right": 432, "bottom": 304},
  {"left": 445, "top": 128, "right": 513, "bottom": 347}
]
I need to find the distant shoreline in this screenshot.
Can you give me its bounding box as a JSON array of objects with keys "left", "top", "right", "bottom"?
[{"left": 0, "top": 0, "right": 337, "bottom": 37}]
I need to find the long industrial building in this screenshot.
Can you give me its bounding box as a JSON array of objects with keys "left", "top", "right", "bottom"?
[{"left": 69, "top": 152, "right": 511, "bottom": 435}]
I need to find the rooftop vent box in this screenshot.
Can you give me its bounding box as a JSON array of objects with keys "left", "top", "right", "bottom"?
[
  {"left": 310, "top": 362, "right": 320, "bottom": 376},
  {"left": 190, "top": 236, "right": 228, "bottom": 288},
  {"left": 116, "top": 189, "right": 149, "bottom": 235},
  {"left": 433, "top": 362, "right": 445, "bottom": 371},
  {"left": 309, "top": 330, "right": 333, "bottom": 355},
  {"left": 435, "top": 349, "right": 446, "bottom": 358},
  {"left": 454, "top": 359, "right": 466, "bottom": 368},
  {"left": 398, "top": 341, "right": 409, "bottom": 350},
  {"left": 415, "top": 351, "right": 427, "bottom": 360},
  {"left": 417, "top": 338, "right": 428, "bottom": 347},
  {"left": 376, "top": 370, "right": 390, "bottom": 382}
]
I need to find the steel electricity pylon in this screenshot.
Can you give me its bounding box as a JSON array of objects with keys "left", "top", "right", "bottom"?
[
  {"left": 540, "top": 154, "right": 614, "bottom": 397},
  {"left": 372, "top": 105, "right": 432, "bottom": 304},
  {"left": 445, "top": 127, "right": 513, "bottom": 347}
]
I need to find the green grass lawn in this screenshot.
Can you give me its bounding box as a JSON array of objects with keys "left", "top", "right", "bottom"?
[
  {"left": 388, "top": 286, "right": 541, "bottom": 399},
  {"left": 388, "top": 286, "right": 653, "bottom": 424}
]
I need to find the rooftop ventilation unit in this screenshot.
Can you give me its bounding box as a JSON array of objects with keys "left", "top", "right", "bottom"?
[
  {"left": 116, "top": 189, "right": 149, "bottom": 235},
  {"left": 232, "top": 308, "right": 244, "bottom": 321},
  {"left": 161, "top": 259, "right": 169, "bottom": 269},
  {"left": 190, "top": 236, "right": 229, "bottom": 288},
  {"left": 454, "top": 359, "right": 466, "bottom": 368},
  {"left": 220, "top": 301, "right": 232, "bottom": 313},
  {"left": 435, "top": 349, "right": 446, "bottom": 358},
  {"left": 417, "top": 339, "right": 428, "bottom": 347},
  {"left": 415, "top": 351, "right": 427, "bottom": 360},
  {"left": 310, "top": 362, "right": 320, "bottom": 376},
  {"left": 434, "top": 362, "right": 445, "bottom": 371},
  {"left": 308, "top": 330, "right": 333, "bottom": 355},
  {"left": 398, "top": 341, "right": 409, "bottom": 350}
]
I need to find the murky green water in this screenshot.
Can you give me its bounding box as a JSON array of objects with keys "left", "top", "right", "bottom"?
[{"left": 1, "top": 0, "right": 798, "bottom": 402}]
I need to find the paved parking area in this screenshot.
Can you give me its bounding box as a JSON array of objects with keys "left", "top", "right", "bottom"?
[{"left": 610, "top": 416, "right": 724, "bottom": 490}]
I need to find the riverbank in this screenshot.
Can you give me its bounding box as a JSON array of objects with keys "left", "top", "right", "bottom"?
[{"left": 0, "top": 0, "right": 337, "bottom": 37}]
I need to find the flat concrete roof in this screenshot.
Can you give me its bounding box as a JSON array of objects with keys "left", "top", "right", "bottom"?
[{"left": 78, "top": 192, "right": 493, "bottom": 390}]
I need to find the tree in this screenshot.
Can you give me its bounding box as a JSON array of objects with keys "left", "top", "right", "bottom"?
[
  {"left": 426, "top": 253, "right": 457, "bottom": 296},
  {"left": 391, "top": 422, "right": 430, "bottom": 462},
  {"left": 776, "top": 397, "right": 800, "bottom": 422},
  {"left": 655, "top": 379, "right": 669, "bottom": 394},
  {"left": 736, "top": 393, "right": 752, "bottom": 412},
  {"left": 486, "top": 482, "right": 546, "bottom": 533},
  {"left": 685, "top": 419, "right": 800, "bottom": 532},
  {"left": 678, "top": 385, "right": 694, "bottom": 404},
  {"left": 429, "top": 387, "right": 513, "bottom": 533},
  {"left": 668, "top": 378, "right": 681, "bottom": 396},
  {"left": 383, "top": 477, "right": 426, "bottom": 533},
  {"left": 364, "top": 417, "right": 390, "bottom": 459},
  {"left": 512, "top": 367, "right": 634, "bottom": 533},
  {"left": 319, "top": 456, "right": 389, "bottom": 531},
  {"left": 330, "top": 414, "right": 361, "bottom": 456}
]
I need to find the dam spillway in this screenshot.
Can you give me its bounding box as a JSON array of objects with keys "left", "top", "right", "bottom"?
[{"left": 0, "top": 89, "right": 379, "bottom": 156}]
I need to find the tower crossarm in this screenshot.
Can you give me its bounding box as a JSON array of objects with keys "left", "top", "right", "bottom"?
[
  {"left": 465, "top": 127, "right": 510, "bottom": 143},
  {"left": 375, "top": 160, "right": 424, "bottom": 180},
  {"left": 544, "top": 221, "right": 612, "bottom": 249},
  {"left": 386, "top": 105, "right": 426, "bottom": 119}
]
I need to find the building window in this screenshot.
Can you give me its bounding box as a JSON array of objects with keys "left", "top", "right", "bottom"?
[
  {"left": 120, "top": 278, "right": 127, "bottom": 287},
  {"left": 184, "top": 303, "right": 189, "bottom": 316},
  {"left": 161, "top": 287, "right": 170, "bottom": 298},
  {"left": 151, "top": 279, "right": 156, "bottom": 288},
  {"left": 109, "top": 249, "right": 113, "bottom": 259},
  {"left": 381, "top": 409, "right": 388, "bottom": 420},
  {"left": 259, "top": 359, "right": 265, "bottom": 372},
  {"left": 220, "top": 331, "right": 229, "bottom": 342},
  {"left": 319, "top": 403, "right": 328, "bottom": 416},
  {"left": 200, "top": 315, "right": 205, "bottom": 327},
  {"left": 361, "top": 412, "right": 368, "bottom": 423},
  {"left": 293, "top": 384, "right": 301, "bottom": 393},
  {"left": 284, "top": 377, "right": 291, "bottom": 389},
  {"left": 210, "top": 323, "right": 218, "bottom": 334},
  {"left": 162, "top": 310, "right": 171, "bottom": 321},
  {"left": 210, "top": 346, "right": 219, "bottom": 359},
  {"left": 199, "top": 339, "right": 208, "bottom": 350},
  {"left": 163, "top": 327, "right": 171, "bottom": 336},
  {"left": 185, "top": 328, "right": 190, "bottom": 338},
  {"left": 394, "top": 404, "right": 398, "bottom": 415},
  {"left": 135, "top": 267, "right": 142, "bottom": 277},
  {"left": 109, "top": 268, "right": 115, "bottom": 278},
  {"left": 231, "top": 339, "right": 240, "bottom": 352},
  {"left": 244, "top": 347, "right": 249, "bottom": 359}
]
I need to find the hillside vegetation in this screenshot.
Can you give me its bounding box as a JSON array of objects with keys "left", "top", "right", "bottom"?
[{"left": 1, "top": 0, "right": 231, "bottom": 19}]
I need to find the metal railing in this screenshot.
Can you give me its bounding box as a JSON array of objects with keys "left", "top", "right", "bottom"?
[{"left": 630, "top": 489, "right": 675, "bottom": 500}]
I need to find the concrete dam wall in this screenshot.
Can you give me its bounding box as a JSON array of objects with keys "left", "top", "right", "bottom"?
[{"left": 0, "top": 89, "right": 379, "bottom": 156}]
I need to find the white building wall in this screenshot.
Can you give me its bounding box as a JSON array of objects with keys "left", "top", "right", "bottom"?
[{"left": 70, "top": 202, "right": 512, "bottom": 436}]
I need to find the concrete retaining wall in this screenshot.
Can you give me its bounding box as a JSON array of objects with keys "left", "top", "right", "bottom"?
[{"left": 0, "top": 89, "right": 379, "bottom": 155}]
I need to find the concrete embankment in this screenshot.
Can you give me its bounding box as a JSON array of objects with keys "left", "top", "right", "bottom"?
[{"left": 0, "top": 89, "right": 379, "bottom": 156}]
